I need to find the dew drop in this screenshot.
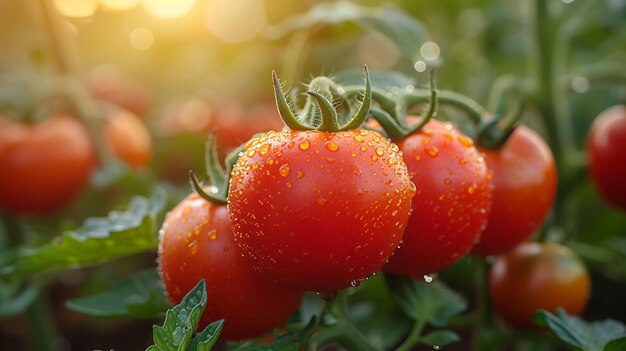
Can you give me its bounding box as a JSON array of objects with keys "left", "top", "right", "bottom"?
[
  {"left": 267, "top": 158, "right": 275, "bottom": 165},
  {"left": 350, "top": 280, "right": 361, "bottom": 287},
  {"left": 325, "top": 140, "right": 340, "bottom": 152},
  {"left": 251, "top": 163, "right": 259, "bottom": 169},
  {"left": 208, "top": 229, "right": 218, "bottom": 240},
  {"left": 246, "top": 149, "right": 256, "bottom": 157},
  {"left": 423, "top": 274, "right": 433, "bottom": 283},
  {"left": 467, "top": 183, "right": 477, "bottom": 194},
  {"left": 296, "top": 170, "right": 304, "bottom": 179},
  {"left": 258, "top": 144, "right": 270, "bottom": 156},
  {"left": 443, "top": 178, "right": 452, "bottom": 185},
  {"left": 426, "top": 146, "right": 439, "bottom": 157},
  {"left": 279, "top": 164, "right": 291, "bottom": 177},
  {"left": 407, "top": 181, "right": 417, "bottom": 196},
  {"left": 415, "top": 155, "right": 421, "bottom": 161},
  {"left": 459, "top": 158, "right": 467, "bottom": 165},
  {"left": 375, "top": 148, "right": 384, "bottom": 156},
  {"left": 317, "top": 196, "right": 328, "bottom": 205},
  {"left": 433, "top": 345, "right": 441, "bottom": 350},
  {"left": 188, "top": 240, "right": 199, "bottom": 255},
  {"left": 299, "top": 140, "right": 310, "bottom": 151},
  {"left": 457, "top": 134, "right": 474, "bottom": 147},
  {"left": 354, "top": 135, "right": 365, "bottom": 142},
  {"left": 286, "top": 181, "right": 292, "bottom": 188},
  {"left": 371, "top": 155, "right": 379, "bottom": 162}
]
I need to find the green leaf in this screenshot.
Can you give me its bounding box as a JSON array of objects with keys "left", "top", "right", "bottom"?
[
  {"left": 535, "top": 308, "right": 626, "bottom": 351},
  {"left": 605, "top": 337, "right": 626, "bottom": 351},
  {"left": 0, "top": 189, "right": 167, "bottom": 277},
  {"left": 420, "top": 330, "right": 460, "bottom": 347},
  {"left": 0, "top": 281, "right": 38, "bottom": 319},
  {"left": 147, "top": 280, "right": 208, "bottom": 351},
  {"left": 385, "top": 274, "right": 466, "bottom": 327},
  {"left": 188, "top": 320, "right": 224, "bottom": 351},
  {"left": 233, "top": 317, "right": 316, "bottom": 351},
  {"left": 266, "top": 1, "right": 428, "bottom": 60},
  {"left": 66, "top": 269, "right": 170, "bottom": 319}
]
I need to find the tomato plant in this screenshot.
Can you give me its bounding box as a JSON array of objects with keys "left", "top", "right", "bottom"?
[
  {"left": 383, "top": 118, "right": 492, "bottom": 277},
  {"left": 0, "top": 114, "right": 95, "bottom": 214},
  {"left": 228, "top": 70, "right": 414, "bottom": 292},
  {"left": 472, "top": 125, "right": 557, "bottom": 255},
  {"left": 158, "top": 192, "right": 303, "bottom": 340},
  {"left": 587, "top": 105, "right": 626, "bottom": 211},
  {"left": 103, "top": 107, "right": 151, "bottom": 169},
  {"left": 489, "top": 242, "right": 591, "bottom": 329}
]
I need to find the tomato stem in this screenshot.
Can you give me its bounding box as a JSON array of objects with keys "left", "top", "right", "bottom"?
[
  {"left": 403, "top": 89, "right": 485, "bottom": 125},
  {"left": 394, "top": 318, "right": 426, "bottom": 351}
]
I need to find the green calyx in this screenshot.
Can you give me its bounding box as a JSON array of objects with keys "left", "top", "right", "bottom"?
[
  {"left": 272, "top": 66, "right": 372, "bottom": 132},
  {"left": 190, "top": 132, "right": 243, "bottom": 205},
  {"left": 367, "top": 70, "right": 439, "bottom": 141}
]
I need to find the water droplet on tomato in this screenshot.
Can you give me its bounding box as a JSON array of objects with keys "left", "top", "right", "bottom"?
[
  {"left": 279, "top": 164, "right": 291, "bottom": 177},
  {"left": 459, "top": 158, "right": 467, "bottom": 165},
  {"left": 295, "top": 170, "right": 304, "bottom": 179},
  {"left": 375, "top": 148, "right": 384, "bottom": 156},
  {"left": 258, "top": 143, "right": 270, "bottom": 156},
  {"left": 423, "top": 274, "right": 433, "bottom": 283},
  {"left": 325, "top": 140, "right": 340, "bottom": 152},
  {"left": 350, "top": 280, "right": 361, "bottom": 287},
  {"left": 426, "top": 146, "right": 439, "bottom": 157},
  {"left": 317, "top": 196, "right": 327, "bottom": 205},
  {"left": 457, "top": 135, "right": 474, "bottom": 147},
  {"left": 208, "top": 229, "right": 218, "bottom": 240},
  {"left": 246, "top": 149, "right": 256, "bottom": 157},
  {"left": 371, "top": 155, "right": 379, "bottom": 162},
  {"left": 467, "top": 183, "right": 477, "bottom": 194},
  {"left": 299, "top": 140, "right": 310, "bottom": 151},
  {"left": 354, "top": 134, "right": 365, "bottom": 142}
]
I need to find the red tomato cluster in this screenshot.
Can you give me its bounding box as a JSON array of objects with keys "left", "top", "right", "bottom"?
[{"left": 156, "top": 77, "right": 583, "bottom": 338}]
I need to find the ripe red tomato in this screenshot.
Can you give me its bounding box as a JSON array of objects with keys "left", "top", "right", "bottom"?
[
  {"left": 0, "top": 115, "right": 96, "bottom": 214},
  {"left": 489, "top": 242, "right": 591, "bottom": 329},
  {"left": 103, "top": 108, "right": 151, "bottom": 169},
  {"left": 587, "top": 105, "right": 626, "bottom": 210},
  {"left": 228, "top": 130, "right": 414, "bottom": 292},
  {"left": 158, "top": 193, "right": 303, "bottom": 340},
  {"left": 472, "top": 126, "right": 557, "bottom": 255},
  {"left": 383, "top": 119, "right": 492, "bottom": 277}
]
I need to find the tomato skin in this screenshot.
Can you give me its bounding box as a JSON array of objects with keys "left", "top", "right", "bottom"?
[
  {"left": 383, "top": 119, "right": 492, "bottom": 277},
  {"left": 472, "top": 126, "right": 557, "bottom": 255},
  {"left": 587, "top": 105, "right": 626, "bottom": 210},
  {"left": 228, "top": 129, "right": 414, "bottom": 292},
  {"left": 489, "top": 242, "right": 591, "bottom": 329},
  {"left": 158, "top": 193, "right": 303, "bottom": 340},
  {"left": 0, "top": 115, "right": 96, "bottom": 214},
  {"left": 103, "top": 108, "right": 151, "bottom": 169}
]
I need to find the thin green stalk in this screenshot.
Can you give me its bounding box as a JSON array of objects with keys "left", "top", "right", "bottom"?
[
  {"left": 472, "top": 258, "right": 488, "bottom": 351},
  {"left": 394, "top": 318, "right": 426, "bottom": 351},
  {"left": 26, "top": 296, "right": 58, "bottom": 351}
]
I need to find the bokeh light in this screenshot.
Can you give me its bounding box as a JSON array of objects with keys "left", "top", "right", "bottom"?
[
  {"left": 100, "top": 0, "right": 141, "bottom": 11},
  {"left": 414, "top": 60, "right": 427, "bottom": 72},
  {"left": 205, "top": 0, "right": 267, "bottom": 43},
  {"left": 420, "top": 41, "right": 441, "bottom": 61},
  {"left": 142, "top": 0, "right": 196, "bottom": 19},
  {"left": 53, "top": 0, "right": 98, "bottom": 18},
  {"left": 129, "top": 28, "right": 154, "bottom": 50}
]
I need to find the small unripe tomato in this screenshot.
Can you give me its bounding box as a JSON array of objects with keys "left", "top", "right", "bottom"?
[
  {"left": 489, "top": 242, "right": 591, "bottom": 329},
  {"left": 587, "top": 105, "right": 626, "bottom": 211},
  {"left": 158, "top": 193, "right": 303, "bottom": 340}
]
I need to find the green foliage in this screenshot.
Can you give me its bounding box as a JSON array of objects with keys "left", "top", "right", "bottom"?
[
  {"left": 147, "top": 280, "right": 223, "bottom": 351},
  {"left": 66, "top": 269, "right": 169, "bottom": 318},
  {"left": 0, "top": 189, "right": 166, "bottom": 277},
  {"left": 267, "top": 1, "right": 429, "bottom": 61},
  {"left": 535, "top": 308, "right": 626, "bottom": 351},
  {"left": 0, "top": 280, "right": 38, "bottom": 319},
  {"left": 233, "top": 318, "right": 316, "bottom": 351},
  {"left": 385, "top": 274, "right": 467, "bottom": 327}
]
